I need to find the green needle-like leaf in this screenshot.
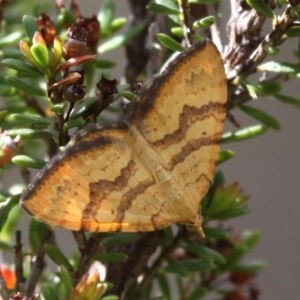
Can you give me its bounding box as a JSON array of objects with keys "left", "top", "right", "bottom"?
[
  {"left": 275, "top": 94, "right": 300, "bottom": 108},
  {"left": 246, "top": 0, "right": 276, "bottom": 19},
  {"left": 6, "top": 129, "right": 54, "bottom": 139},
  {"left": 5, "top": 76, "right": 46, "bottom": 96},
  {"left": 0, "top": 194, "right": 20, "bottom": 232},
  {"left": 147, "top": 3, "right": 180, "bottom": 15},
  {"left": 23, "top": 15, "right": 40, "bottom": 40},
  {"left": 221, "top": 125, "right": 268, "bottom": 143},
  {"left": 45, "top": 244, "right": 74, "bottom": 271},
  {"left": 165, "top": 257, "right": 189, "bottom": 277},
  {"left": 2, "top": 58, "right": 44, "bottom": 77},
  {"left": 12, "top": 155, "right": 46, "bottom": 169},
  {"left": 156, "top": 33, "right": 185, "bottom": 52},
  {"left": 239, "top": 105, "right": 280, "bottom": 130}
]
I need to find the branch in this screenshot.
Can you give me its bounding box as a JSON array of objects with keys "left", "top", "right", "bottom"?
[
  {"left": 14, "top": 231, "right": 26, "bottom": 292},
  {"left": 25, "top": 244, "right": 45, "bottom": 297},
  {"left": 25, "top": 229, "right": 54, "bottom": 296},
  {"left": 74, "top": 232, "right": 102, "bottom": 284},
  {"left": 226, "top": 2, "right": 298, "bottom": 108},
  {"left": 133, "top": 229, "right": 187, "bottom": 299},
  {"left": 179, "top": 0, "right": 195, "bottom": 46},
  {"left": 106, "top": 231, "right": 163, "bottom": 298},
  {"left": 227, "top": 3, "right": 297, "bottom": 81}
]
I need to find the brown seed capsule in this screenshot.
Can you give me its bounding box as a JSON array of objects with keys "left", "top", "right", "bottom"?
[
  {"left": 76, "top": 15, "right": 100, "bottom": 52},
  {"left": 63, "top": 26, "right": 88, "bottom": 60}
]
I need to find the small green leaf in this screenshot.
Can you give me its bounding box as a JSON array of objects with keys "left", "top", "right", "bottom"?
[
  {"left": 236, "top": 78, "right": 259, "bottom": 99},
  {"left": 40, "top": 283, "right": 61, "bottom": 300},
  {"left": 202, "top": 170, "right": 225, "bottom": 212},
  {"left": 99, "top": 0, "right": 115, "bottom": 36},
  {"left": 165, "top": 257, "right": 189, "bottom": 277},
  {"left": 221, "top": 125, "right": 268, "bottom": 143},
  {"left": 188, "top": 0, "right": 220, "bottom": 3},
  {"left": 147, "top": 3, "right": 180, "bottom": 15},
  {"left": 23, "top": 15, "right": 40, "bottom": 40},
  {"left": 45, "top": 244, "right": 74, "bottom": 271},
  {"left": 98, "top": 24, "right": 144, "bottom": 53},
  {"left": 187, "top": 286, "right": 207, "bottom": 300},
  {"left": 203, "top": 227, "right": 231, "bottom": 239},
  {"left": 70, "top": 97, "right": 98, "bottom": 119},
  {"left": 204, "top": 183, "right": 248, "bottom": 217},
  {"left": 120, "top": 91, "right": 135, "bottom": 100},
  {"left": 31, "top": 44, "right": 49, "bottom": 68},
  {"left": 5, "top": 76, "right": 46, "bottom": 96},
  {"left": 245, "top": 0, "right": 276, "bottom": 19},
  {"left": 171, "top": 27, "right": 184, "bottom": 38},
  {"left": 59, "top": 265, "right": 73, "bottom": 297},
  {"left": 258, "top": 61, "right": 300, "bottom": 74},
  {"left": 2, "top": 59, "right": 44, "bottom": 77},
  {"left": 92, "top": 60, "right": 116, "bottom": 69},
  {"left": 256, "top": 81, "right": 282, "bottom": 96},
  {"left": 239, "top": 105, "right": 280, "bottom": 130},
  {"left": 56, "top": 8, "right": 76, "bottom": 32},
  {"left": 0, "top": 194, "right": 20, "bottom": 232},
  {"left": 210, "top": 207, "right": 249, "bottom": 220},
  {"left": 156, "top": 0, "right": 179, "bottom": 10},
  {"left": 9, "top": 113, "right": 52, "bottom": 125},
  {"left": 291, "top": 5, "right": 300, "bottom": 18},
  {"left": 231, "top": 260, "right": 266, "bottom": 272},
  {"left": 28, "top": 219, "right": 50, "bottom": 253},
  {"left": 0, "top": 239, "right": 12, "bottom": 251},
  {"left": 180, "top": 259, "right": 214, "bottom": 273},
  {"left": 117, "top": 84, "right": 131, "bottom": 93},
  {"left": 106, "top": 17, "right": 127, "bottom": 37},
  {"left": 185, "top": 240, "right": 214, "bottom": 264},
  {"left": 285, "top": 27, "right": 300, "bottom": 38},
  {"left": 6, "top": 129, "right": 54, "bottom": 139},
  {"left": 101, "top": 233, "right": 140, "bottom": 247},
  {"left": 276, "top": 0, "right": 286, "bottom": 9},
  {"left": 0, "top": 110, "right": 7, "bottom": 124},
  {"left": 0, "top": 204, "right": 22, "bottom": 238},
  {"left": 205, "top": 247, "right": 226, "bottom": 264},
  {"left": 51, "top": 101, "right": 68, "bottom": 113},
  {"left": 193, "top": 16, "right": 215, "bottom": 28},
  {"left": 275, "top": 94, "right": 300, "bottom": 108},
  {"left": 156, "top": 33, "right": 185, "bottom": 52},
  {"left": 101, "top": 296, "right": 119, "bottom": 300},
  {"left": 0, "top": 32, "right": 23, "bottom": 49},
  {"left": 63, "top": 117, "right": 85, "bottom": 130},
  {"left": 218, "top": 150, "right": 235, "bottom": 164},
  {"left": 93, "top": 253, "right": 128, "bottom": 263},
  {"left": 157, "top": 274, "right": 171, "bottom": 298},
  {"left": 220, "top": 245, "right": 248, "bottom": 271},
  {"left": 12, "top": 155, "right": 46, "bottom": 169},
  {"left": 264, "top": 45, "right": 279, "bottom": 56},
  {"left": 242, "top": 230, "right": 261, "bottom": 250}
]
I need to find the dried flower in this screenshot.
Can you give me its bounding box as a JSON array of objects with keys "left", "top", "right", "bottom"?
[
  {"left": 36, "top": 13, "right": 57, "bottom": 46},
  {"left": 63, "top": 26, "right": 88, "bottom": 60},
  {"left": 69, "top": 272, "right": 106, "bottom": 300}
]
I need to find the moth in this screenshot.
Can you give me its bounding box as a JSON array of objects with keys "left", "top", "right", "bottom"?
[{"left": 20, "top": 39, "right": 227, "bottom": 236}]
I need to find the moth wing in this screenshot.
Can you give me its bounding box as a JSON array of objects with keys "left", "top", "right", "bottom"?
[
  {"left": 20, "top": 125, "right": 177, "bottom": 232},
  {"left": 131, "top": 40, "right": 227, "bottom": 209}
]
